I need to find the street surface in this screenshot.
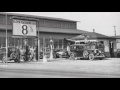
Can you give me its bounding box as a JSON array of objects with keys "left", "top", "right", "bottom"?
[{"left": 0, "top": 58, "right": 120, "bottom": 78}]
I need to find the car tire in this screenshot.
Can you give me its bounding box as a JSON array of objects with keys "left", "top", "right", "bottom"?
[
  {"left": 14, "top": 59, "right": 18, "bottom": 63},
  {"left": 83, "top": 50, "right": 89, "bottom": 59},
  {"left": 10, "top": 53, "right": 17, "bottom": 60},
  {"left": 70, "top": 53, "right": 75, "bottom": 60},
  {"left": 59, "top": 55, "right": 62, "bottom": 58},
  {"left": 89, "top": 53, "right": 95, "bottom": 60},
  {"left": 53, "top": 53, "right": 56, "bottom": 59}
]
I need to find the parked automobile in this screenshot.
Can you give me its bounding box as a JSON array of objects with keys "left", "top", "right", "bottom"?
[
  {"left": 53, "top": 49, "right": 70, "bottom": 59},
  {"left": 69, "top": 43, "right": 105, "bottom": 60},
  {"left": 39, "top": 52, "right": 43, "bottom": 59},
  {"left": 0, "top": 47, "right": 20, "bottom": 63},
  {"left": 117, "top": 49, "right": 120, "bottom": 58}
]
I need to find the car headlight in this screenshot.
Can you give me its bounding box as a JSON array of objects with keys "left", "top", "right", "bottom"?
[
  {"left": 94, "top": 50, "right": 97, "bottom": 53},
  {"left": 99, "top": 50, "right": 102, "bottom": 53}
]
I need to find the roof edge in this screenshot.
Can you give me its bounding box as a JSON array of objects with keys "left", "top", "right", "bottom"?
[{"left": 0, "top": 12, "right": 78, "bottom": 22}]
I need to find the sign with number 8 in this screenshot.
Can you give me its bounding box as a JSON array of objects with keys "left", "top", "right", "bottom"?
[
  {"left": 13, "top": 19, "right": 37, "bottom": 36},
  {"left": 22, "top": 25, "right": 28, "bottom": 35}
]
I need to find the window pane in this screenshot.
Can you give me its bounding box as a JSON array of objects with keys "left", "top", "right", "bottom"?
[
  {"left": 54, "top": 39, "right": 59, "bottom": 49},
  {"left": 63, "top": 39, "right": 67, "bottom": 49},
  {"left": 59, "top": 39, "right": 62, "bottom": 49}
]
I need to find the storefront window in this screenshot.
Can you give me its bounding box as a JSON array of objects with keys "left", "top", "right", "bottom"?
[
  {"left": 40, "top": 38, "right": 43, "bottom": 51},
  {"left": 54, "top": 39, "right": 59, "bottom": 49},
  {"left": 63, "top": 39, "right": 67, "bottom": 49},
  {"left": 9, "top": 37, "right": 14, "bottom": 47},
  {"left": 59, "top": 39, "right": 63, "bottom": 49},
  {"left": 2, "top": 37, "right": 6, "bottom": 47},
  {"left": 45, "top": 38, "right": 50, "bottom": 48}
]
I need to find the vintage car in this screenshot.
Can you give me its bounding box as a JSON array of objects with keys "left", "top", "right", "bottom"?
[
  {"left": 39, "top": 47, "right": 50, "bottom": 59},
  {"left": 39, "top": 52, "right": 43, "bottom": 59},
  {"left": 69, "top": 43, "right": 105, "bottom": 60},
  {"left": 53, "top": 49, "right": 70, "bottom": 59},
  {"left": 117, "top": 49, "right": 120, "bottom": 58},
  {"left": 0, "top": 47, "right": 20, "bottom": 63}
]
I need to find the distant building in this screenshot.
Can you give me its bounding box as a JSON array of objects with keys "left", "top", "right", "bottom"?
[
  {"left": 112, "top": 35, "right": 120, "bottom": 54},
  {"left": 69, "top": 32, "right": 116, "bottom": 57}
]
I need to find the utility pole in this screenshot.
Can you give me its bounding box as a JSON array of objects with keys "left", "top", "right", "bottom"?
[
  {"left": 113, "top": 26, "right": 117, "bottom": 37},
  {"left": 113, "top": 26, "right": 117, "bottom": 58}
]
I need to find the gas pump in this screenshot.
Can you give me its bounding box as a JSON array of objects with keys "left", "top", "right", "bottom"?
[
  {"left": 43, "top": 38, "right": 47, "bottom": 62},
  {"left": 49, "top": 38, "right": 53, "bottom": 60}
]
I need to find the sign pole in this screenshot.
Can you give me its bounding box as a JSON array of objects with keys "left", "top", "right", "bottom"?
[
  {"left": 5, "top": 13, "right": 8, "bottom": 65},
  {"left": 38, "top": 32, "right": 39, "bottom": 61},
  {"left": 43, "top": 38, "right": 47, "bottom": 62},
  {"left": 38, "top": 20, "right": 40, "bottom": 62}
]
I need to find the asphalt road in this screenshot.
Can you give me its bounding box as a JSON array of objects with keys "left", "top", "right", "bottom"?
[{"left": 0, "top": 68, "right": 120, "bottom": 78}]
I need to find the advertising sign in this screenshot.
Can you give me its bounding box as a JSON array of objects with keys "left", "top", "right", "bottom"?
[{"left": 13, "top": 19, "right": 37, "bottom": 36}]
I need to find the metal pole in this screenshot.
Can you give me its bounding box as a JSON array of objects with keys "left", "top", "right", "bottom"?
[
  {"left": 38, "top": 31, "right": 40, "bottom": 61},
  {"left": 113, "top": 26, "right": 117, "bottom": 58},
  {"left": 5, "top": 13, "right": 8, "bottom": 64},
  {"left": 37, "top": 20, "right": 40, "bottom": 61},
  {"left": 43, "top": 38, "right": 47, "bottom": 62}
]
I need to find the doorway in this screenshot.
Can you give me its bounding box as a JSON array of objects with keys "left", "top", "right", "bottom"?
[{"left": 109, "top": 41, "right": 114, "bottom": 57}]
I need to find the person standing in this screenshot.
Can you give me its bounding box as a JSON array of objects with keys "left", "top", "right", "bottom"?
[
  {"left": 67, "top": 43, "right": 70, "bottom": 58},
  {"left": 35, "top": 46, "right": 38, "bottom": 61},
  {"left": 24, "top": 45, "right": 30, "bottom": 62}
]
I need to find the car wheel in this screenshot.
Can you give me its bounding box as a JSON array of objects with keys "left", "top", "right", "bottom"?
[
  {"left": 14, "top": 59, "right": 18, "bottom": 63},
  {"left": 59, "top": 55, "right": 62, "bottom": 58},
  {"left": 83, "top": 50, "right": 89, "bottom": 59},
  {"left": 11, "top": 53, "right": 17, "bottom": 60},
  {"left": 53, "top": 53, "right": 56, "bottom": 59},
  {"left": 89, "top": 53, "right": 95, "bottom": 60},
  {"left": 70, "top": 53, "right": 75, "bottom": 60}
]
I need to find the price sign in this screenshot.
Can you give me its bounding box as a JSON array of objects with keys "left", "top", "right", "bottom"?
[{"left": 13, "top": 19, "right": 37, "bottom": 36}]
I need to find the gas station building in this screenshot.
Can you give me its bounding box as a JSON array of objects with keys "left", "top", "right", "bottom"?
[{"left": 0, "top": 12, "right": 117, "bottom": 58}]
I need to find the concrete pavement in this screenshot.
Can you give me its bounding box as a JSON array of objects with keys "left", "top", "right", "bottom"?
[{"left": 0, "top": 58, "right": 120, "bottom": 78}]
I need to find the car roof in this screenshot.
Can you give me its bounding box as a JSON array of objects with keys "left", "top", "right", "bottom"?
[{"left": 70, "top": 44, "right": 86, "bottom": 46}]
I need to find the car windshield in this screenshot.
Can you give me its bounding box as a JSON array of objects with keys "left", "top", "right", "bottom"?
[{"left": 70, "top": 45, "right": 85, "bottom": 50}]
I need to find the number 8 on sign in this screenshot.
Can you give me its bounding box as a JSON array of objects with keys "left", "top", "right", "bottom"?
[{"left": 22, "top": 25, "right": 28, "bottom": 35}]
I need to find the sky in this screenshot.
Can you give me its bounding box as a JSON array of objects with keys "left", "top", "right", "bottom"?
[{"left": 9, "top": 12, "right": 120, "bottom": 36}]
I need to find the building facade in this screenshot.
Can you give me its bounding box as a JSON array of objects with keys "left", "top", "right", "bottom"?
[
  {"left": 0, "top": 12, "right": 117, "bottom": 58},
  {"left": 0, "top": 13, "right": 88, "bottom": 50}
]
